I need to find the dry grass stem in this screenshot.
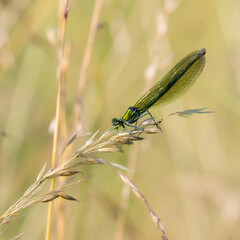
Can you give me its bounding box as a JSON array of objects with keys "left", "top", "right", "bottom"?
[
  {"left": 46, "top": 1, "right": 70, "bottom": 239},
  {"left": 73, "top": 0, "right": 103, "bottom": 131}
]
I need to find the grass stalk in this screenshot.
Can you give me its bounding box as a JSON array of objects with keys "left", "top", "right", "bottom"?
[
  {"left": 45, "top": 1, "right": 69, "bottom": 240},
  {"left": 73, "top": 0, "right": 103, "bottom": 131}
]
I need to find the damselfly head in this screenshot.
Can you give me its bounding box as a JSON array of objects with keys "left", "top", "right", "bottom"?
[{"left": 112, "top": 118, "right": 123, "bottom": 129}]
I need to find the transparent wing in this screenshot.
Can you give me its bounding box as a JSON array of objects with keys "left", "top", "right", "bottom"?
[{"left": 134, "top": 49, "right": 206, "bottom": 114}]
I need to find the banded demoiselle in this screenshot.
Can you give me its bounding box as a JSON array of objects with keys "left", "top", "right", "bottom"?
[{"left": 112, "top": 48, "right": 206, "bottom": 131}]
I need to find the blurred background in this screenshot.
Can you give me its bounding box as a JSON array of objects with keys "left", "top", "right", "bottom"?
[{"left": 0, "top": 0, "right": 240, "bottom": 239}]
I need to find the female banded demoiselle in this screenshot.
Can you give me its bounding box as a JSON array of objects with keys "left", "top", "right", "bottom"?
[{"left": 112, "top": 48, "right": 206, "bottom": 130}]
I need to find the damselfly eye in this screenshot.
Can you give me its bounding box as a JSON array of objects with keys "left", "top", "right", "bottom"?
[{"left": 112, "top": 118, "right": 119, "bottom": 126}]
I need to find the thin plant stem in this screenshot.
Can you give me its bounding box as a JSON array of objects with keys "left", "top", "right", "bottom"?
[
  {"left": 45, "top": 2, "right": 69, "bottom": 240},
  {"left": 56, "top": 2, "right": 70, "bottom": 240},
  {"left": 73, "top": 0, "right": 103, "bottom": 131},
  {"left": 114, "top": 144, "right": 138, "bottom": 240}
]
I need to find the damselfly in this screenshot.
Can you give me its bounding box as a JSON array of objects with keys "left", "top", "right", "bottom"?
[{"left": 112, "top": 48, "right": 206, "bottom": 132}]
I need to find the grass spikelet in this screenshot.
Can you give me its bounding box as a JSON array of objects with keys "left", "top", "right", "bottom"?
[{"left": 0, "top": 107, "right": 213, "bottom": 240}]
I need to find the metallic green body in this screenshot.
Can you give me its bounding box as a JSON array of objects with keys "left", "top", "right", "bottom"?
[{"left": 112, "top": 48, "right": 206, "bottom": 129}]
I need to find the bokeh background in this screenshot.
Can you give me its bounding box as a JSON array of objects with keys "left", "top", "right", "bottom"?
[{"left": 1, "top": 0, "right": 240, "bottom": 239}]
